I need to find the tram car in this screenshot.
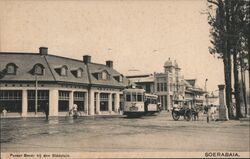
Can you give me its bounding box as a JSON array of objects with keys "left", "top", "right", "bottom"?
[{"left": 123, "top": 87, "right": 161, "bottom": 117}]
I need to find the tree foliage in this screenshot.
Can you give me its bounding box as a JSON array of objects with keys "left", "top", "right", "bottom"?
[{"left": 207, "top": 0, "right": 249, "bottom": 119}]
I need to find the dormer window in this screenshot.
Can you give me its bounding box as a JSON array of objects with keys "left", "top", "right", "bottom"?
[
  {"left": 61, "top": 66, "right": 67, "bottom": 76},
  {"left": 93, "top": 70, "right": 110, "bottom": 80},
  {"left": 99, "top": 70, "right": 110, "bottom": 80},
  {"left": 77, "top": 69, "right": 82, "bottom": 78},
  {"left": 55, "top": 65, "right": 68, "bottom": 76},
  {"left": 102, "top": 71, "right": 108, "bottom": 80},
  {"left": 114, "top": 75, "right": 123, "bottom": 82},
  {"left": 71, "top": 68, "right": 83, "bottom": 78},
  {"left": 6, "top": 63, "right": 18, "bottom": 75},
  {"left": 33, "top": 63, "right": 44, "bottom": 75}
]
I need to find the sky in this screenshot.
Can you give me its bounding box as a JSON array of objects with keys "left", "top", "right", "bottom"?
[{"left": 0, "top": 0, "right": 224, "bottom": 92}]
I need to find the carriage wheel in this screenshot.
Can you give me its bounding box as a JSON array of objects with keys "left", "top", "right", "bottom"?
[
  {"left": 172, "top": 111, "right": 180, "bottom": 121},
  {"left": 184, "top": 110, "right": 192, "bottom": 121}
]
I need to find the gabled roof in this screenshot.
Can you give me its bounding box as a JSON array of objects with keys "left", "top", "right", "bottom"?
[
  {"left": 185, "top": 79, "right": 196, "bottom": 87},
  {"left": 184, "top": 79, "right": 206, "bottom": 94},
  {"left": 182, "top": 79, "right": 192, "bottom": 87}
]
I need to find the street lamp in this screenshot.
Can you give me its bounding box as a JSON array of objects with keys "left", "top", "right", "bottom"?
[{"left": 205, "top": 78, "right": 208, "bottom": 106}]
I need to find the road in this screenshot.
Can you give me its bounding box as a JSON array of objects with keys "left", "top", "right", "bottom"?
[{"left": 1, "top": 111, "right": 249, "bottom": 152}]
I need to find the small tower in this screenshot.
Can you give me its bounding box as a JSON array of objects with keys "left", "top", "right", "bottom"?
[{"left": 164, "top": 58, "right": 175, "bottom": 74}]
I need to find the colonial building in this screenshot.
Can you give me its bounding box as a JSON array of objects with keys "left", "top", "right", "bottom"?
[
  {"left": 154, "top": 58, "right": 186, "bottom": 110},
  {"left": 0, "top": 47, "right": 129, "bottom": 117},
  {"left": 127, "top": 58, "right": 206, "bottom": 111}
]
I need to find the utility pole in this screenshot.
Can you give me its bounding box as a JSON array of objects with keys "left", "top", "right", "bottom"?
[
  {"left": 35, "top": 70, "right": 38, "bottom": 115},
  {"left": 205, "top": 78, "right": 208, "bottom": 93},
  {"left": 205, "top": 79, "right": 208, "bottom": 106}
]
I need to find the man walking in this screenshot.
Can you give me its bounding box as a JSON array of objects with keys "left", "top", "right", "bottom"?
[{"left": 44, "top": 102, "right": 49, "bottom": 120}]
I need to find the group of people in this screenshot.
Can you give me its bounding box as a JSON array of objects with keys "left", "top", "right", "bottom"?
[
  {"left": 1, "top": 103, "right": 80, "bottom": 120},
  {"left": 44, "top": 103, "right": 80, "bottom": 119},
  {"left": 204, "top": 104, "right": 217, "bottom": 123}
]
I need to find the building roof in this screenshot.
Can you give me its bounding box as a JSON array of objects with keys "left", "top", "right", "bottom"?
[
  {"left": 45, "top": 55, "right": 90, "bottom": 84},
  {"left": 0, "top": 51, "right": 129, "bottom": 88},
  {"left": 0, "top": 53, "right": 56, "bottom": 82},
  {"left": 185, "top": 79, "right": 196, "bottom": 87},
  {"left": 127, "top": 74, "right": 154, "bottom": 83},
  {"left": 182, "top": 79, "right": 192, "bottom": 87},
  {"left": 184, "top": 79, "right": 206, "bottom": 94},
  {"left": 126, "top": 74, "right": 152, "bottom": 78},
  {"left": 87, "top": 63, "right": 129, "bottom": 87}
]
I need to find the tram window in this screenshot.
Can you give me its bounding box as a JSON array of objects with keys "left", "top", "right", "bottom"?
[
  {"left": 132, "top": 93, "right": 136, "bottom": 102},
  {"left": 153, "top": 99, "right": 157, "bottom": 104},
  {"left": 137, "top": 94, "right": 142, "bottom": 102},
  {"left": 126, "top": 94, "right": 131, "bottom": 102}
]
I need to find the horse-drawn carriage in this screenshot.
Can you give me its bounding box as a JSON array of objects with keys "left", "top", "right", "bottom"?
[{"left": 171, "top": 99, "right": 202, "bottom": 121}]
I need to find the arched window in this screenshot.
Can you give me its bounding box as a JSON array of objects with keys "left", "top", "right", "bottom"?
[
  {"left": 61, "top": 66, "right": 68, "bottom": 76},
  {"left": 119, "top": 75, "right": 123, "bottom": 82},
  {"left": 102, "top": 71, "right": 108, "bottom": 80},
  {"left": 6, "top": 63, "right": 18, "bottom": 75},
  {"left": 76, "top": 69, "right": 82, "bottom": 78},
  {"left": 33, "top": 64, "right": 44, "bottom": 75}
]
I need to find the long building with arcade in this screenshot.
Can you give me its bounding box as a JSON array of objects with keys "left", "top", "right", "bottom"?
[{"left": 0, "top": 47, "right": 129, "bottom": 117}]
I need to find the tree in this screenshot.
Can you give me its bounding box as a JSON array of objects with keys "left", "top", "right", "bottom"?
[
  {"left": 207, "top": 0, "right": 249, "bottom": 119},
  {"left": 207, "top": 0, "right": 234, "bottom": 119}
]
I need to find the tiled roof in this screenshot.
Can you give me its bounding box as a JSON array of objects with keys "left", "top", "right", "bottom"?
[
  {"left": 0, "top": 53, "right": 55, "bottom": 82},
  {"left": 0, "top": 52, "right": 129, "bottom": 88},
  {"left": 87, "top": 63, "right": 128, "bottom": 87},
  {"left": 45, "top": 55, "right": 89, "bottom": 84}
]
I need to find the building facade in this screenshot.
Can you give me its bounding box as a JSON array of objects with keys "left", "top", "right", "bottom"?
[
  {"left": 0, "top": 47, "right": 129, "bottom": 117},
  {"left": 127, "top": 58, "right": 205, "bottom": 111},
  {"left": 154, "top": 58, "right": 186, "bottom": 110}
]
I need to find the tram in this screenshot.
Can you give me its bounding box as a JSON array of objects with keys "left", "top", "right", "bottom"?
[{"left": 123, "top": 87, "right": 161, "bottom": 117}]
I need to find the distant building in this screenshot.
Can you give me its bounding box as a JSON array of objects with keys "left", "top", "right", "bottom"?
[
  {"left": 127, "top": 58, "right": 206, "bottom": 110},
  {"left": 0, "top": 47, "right": 129, "bottom": 117},
  {"left": 184, "top": 79, "right": 206, "bottom": 106},
  {"left": 125, "top": 74, "right": 154, "bottom": 93}
]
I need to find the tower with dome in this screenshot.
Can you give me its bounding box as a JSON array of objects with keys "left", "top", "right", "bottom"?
[{"left": 154, "top": 58, "right": 185, "bottom": 111}]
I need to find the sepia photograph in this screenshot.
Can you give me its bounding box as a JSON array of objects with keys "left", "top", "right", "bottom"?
[{"left": 0, "top": 0, "right": 249, "bottom": 158}]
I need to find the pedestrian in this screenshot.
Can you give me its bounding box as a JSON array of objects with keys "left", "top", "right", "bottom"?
[
  {"left": 73, "top": 104, "right": 78, "bottom": 119},
  {"left": 44, "top": 102, "right": 49, "bottom": 120},
  {"left": 210, "top": 104, "right": 216, "bottom": 121},
  {"left": 206, "top": 105, "right": 211, "bottom": 123},
  {"left": 73, "top": 104, "right": 78, "bottom": 112},
  {"left": 2, "top": 108, "right": 7, "bottom": 116}
]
